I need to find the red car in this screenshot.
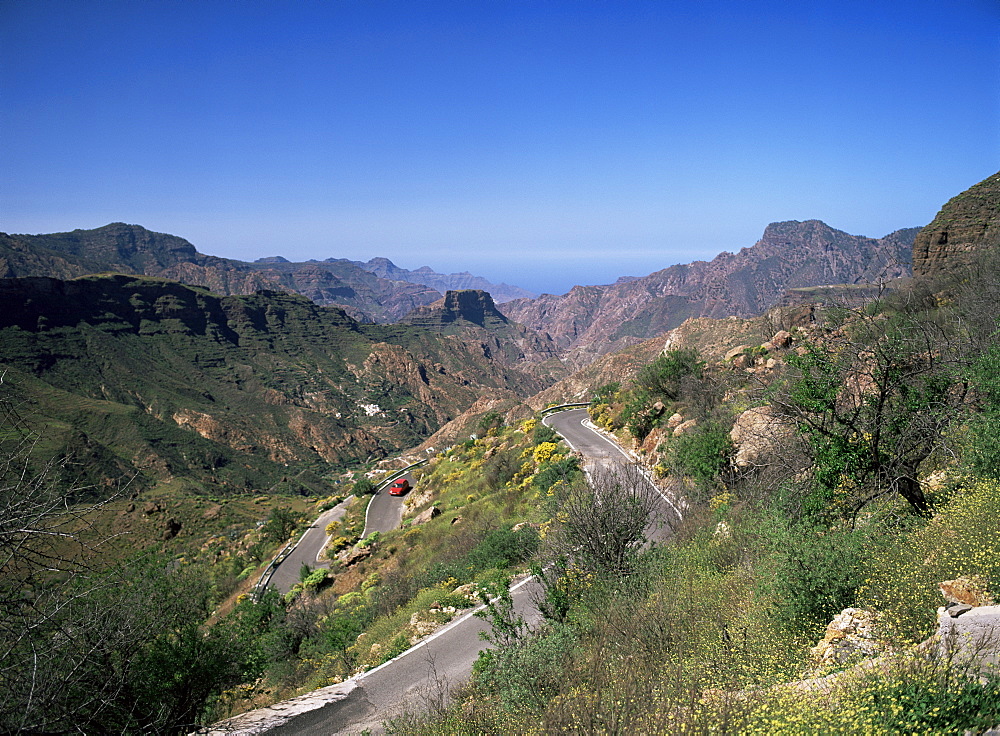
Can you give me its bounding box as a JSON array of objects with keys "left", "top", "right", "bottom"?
[{"left": 388, "top": 478, "right": 411, "bottom": 496}]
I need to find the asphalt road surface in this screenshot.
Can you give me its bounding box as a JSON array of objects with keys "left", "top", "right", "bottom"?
[
  {"left": 543, "top": 407, "right": 635, "bottom": 468},
  {"left": 269, "top": 503, "right": 349, "bottom": 595},
  {"left": 235, "top": 410, "right": 680, "bottom": 734},
  {"left": 363, "top": 473, "right": 413, "bottom": 537},
  {"left": 269, "top": 576, "right": 544, "bottom": 735},
  {"left": 545, "top": 408, "right": 683, "bottom": 541},
  {"left": 269, "top": 473, "right": 413, "bottom": 595}
]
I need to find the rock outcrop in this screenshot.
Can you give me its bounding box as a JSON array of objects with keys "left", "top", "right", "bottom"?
[
  {"left": 810, "top": 608, "right": 883, "bottom": 665},
  {"left": 913, "top": 171, "right": 1000, "bottom": 280},
  {"left": 400, "top": 289, "right": 512, "bottom": 329},
  {"left": 400, "top": 290, "right": 568, "bottom": 384}
]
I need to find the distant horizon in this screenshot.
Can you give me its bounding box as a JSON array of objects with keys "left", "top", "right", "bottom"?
[
  {"left": 3, "top": 1, "right": 997, "bottom": 295},
  {"left": 4, "top": 213, "right": 928, "bottom": 297}
]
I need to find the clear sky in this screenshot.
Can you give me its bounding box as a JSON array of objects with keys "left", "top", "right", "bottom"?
[{"left": 2, "top": 0, "right": 998, "bottom": 296}]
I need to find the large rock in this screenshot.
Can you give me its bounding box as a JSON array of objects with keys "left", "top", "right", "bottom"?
[
  {"left": 810, "top": 608, "right": 883, "bottom": 665},
  {"left": 412, "top": 505, "right": 442, "bottom": 525},
  {"left": 730, "top": 405, "right": 793, "bottom": 468},
  {"left": 934, "top": 604, "right": 1000, "bottom": 672},
  {"left": 939, "top": 576, "right": 995, "bottom": 607}
]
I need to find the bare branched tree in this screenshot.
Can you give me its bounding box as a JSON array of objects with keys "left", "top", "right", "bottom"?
[
  {"left": 533, "top": 463, "right": 665, "bottom": 620},
  {"left": 0, "top": 375, "right": 139, "bottom": 732},
  {"left": 559, "top": 463, "right": 663, "bottom": 575}
]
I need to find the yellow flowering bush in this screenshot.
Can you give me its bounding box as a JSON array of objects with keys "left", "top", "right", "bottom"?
[
  {"left": 533, "top": 442, "right": 559, "bottom": 464},
  {"left": 859, "top": 478, "right": 1000, "bottom": 642}
]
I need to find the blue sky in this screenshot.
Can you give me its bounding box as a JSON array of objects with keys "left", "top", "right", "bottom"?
[{"left": 2, "top": 1, "right": 998, "bottom": 296}]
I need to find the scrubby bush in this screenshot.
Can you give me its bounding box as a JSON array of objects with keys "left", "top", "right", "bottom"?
[
  {"left": 351, "top": 475, "right": 376, "bottom": 497},
  {"left": 636, "top": 348, "right": 702, "bottom": 401}
]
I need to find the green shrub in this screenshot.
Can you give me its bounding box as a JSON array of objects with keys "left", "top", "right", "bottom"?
[
  {"left": 744, "top": 651, "right": 1000, "bottom": 735},
  {"left": 466, "top": 525, "right": 539, "bottom": 571},
  {"left": 352, "top": 475, "right": 376, "bottom": 497},
  {"left": 302, "top": 568, "right": 329, "bottom": 590},
  {"left": 759, "top": 515, "right": 882, "bottom": 634},
  {"left": 670, "top": 421, "right": 733, "bottom": 492},
  {"left": 635, "top": 348, "right": 702, "bottom": 401},
  {"left": 532, "top": 422, "right": 558, "bottom": 445}
]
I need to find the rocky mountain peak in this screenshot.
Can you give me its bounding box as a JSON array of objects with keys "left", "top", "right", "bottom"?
[
  {"left": 69, "top": 222, "right": 200, "bottom": 267},
  {"left": 402, "top": 289, "right": 509, "bottom": 328},
  {"left": 500, "top": 219, "right": 915, "bottom": 368}
]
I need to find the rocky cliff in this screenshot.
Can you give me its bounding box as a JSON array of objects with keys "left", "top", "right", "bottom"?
[
  {"left": 912, "top": 171, "right": 1000, "bottom": 280},
  {"left": 500, "top": 220, "right": 916, "bottom": 368},
  {"left": 399, "top": 290, "right": 569, "bottom": 384}
]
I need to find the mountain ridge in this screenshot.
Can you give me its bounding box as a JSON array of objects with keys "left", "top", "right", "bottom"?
[
  {"left": 0, "top": 224, "right": 440, "bottom": 323},
  {"left": 352, "top": 256, "right": 536, "bottom": 303},
  {"left": 0, "top": 273, "right": 551, "bottom": 497},
  {"left": 499, "top": 219, "right": 917, "bottom": 368}
]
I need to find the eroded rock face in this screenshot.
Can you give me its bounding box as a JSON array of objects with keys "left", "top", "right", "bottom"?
[{"left": 913, "top": 171, "right": 1000, "bottom": 280}]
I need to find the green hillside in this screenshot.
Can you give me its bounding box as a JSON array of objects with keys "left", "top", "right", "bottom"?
[{"left": 0, "top": 274, "right": 547, "bottom": 500}]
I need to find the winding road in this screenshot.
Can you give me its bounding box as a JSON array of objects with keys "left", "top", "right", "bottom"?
[
  {"left": 268, "top": 504, "right": 349, "bottom": 595},
  {"left": 207, "top": 410, "right": 678, "bottom": 735},
  {"left": 267, "top": 473, "right": 415, "bottom": 595}
]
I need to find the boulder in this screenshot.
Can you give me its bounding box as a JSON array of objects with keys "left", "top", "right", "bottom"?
[
  {"left": 162, "top": 517, "right": 182, "bottom": 540},
  {"left": 412, "top": 505, "right": 442, "bottom": 525},
  {"left": 725, "top": 345, "right": 751, "bottom": 362},
  {"left": 730, "top": 405, "right": 793, "bottom": 468},
  {"left": 673, "top": 419, "right": 698, "bottom": 436},
  {"left": 770, "top": 330, "right": 793, "bottom": 348},
  {"left": 939, "top": 576, "right": 995, "bottom": 607},
  {"left": 934, "top": 604, "right": 1000, "bottom": 671},
  {"left": 336, "top": 545, "right": 372, "bottom": 567},
  {"left": 810, "top": 608, "right": 882, "bottom": 665}
]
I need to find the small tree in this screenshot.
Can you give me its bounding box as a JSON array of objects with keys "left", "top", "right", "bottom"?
[
  {"left": 773, "top": 307, "right": 967, "bottom": 518},
  {"left": 352, "top": 474, "right": 376, "bottom": 497},
  {"left": 635, "top": 348, "right": 703, "bottom": 402}
]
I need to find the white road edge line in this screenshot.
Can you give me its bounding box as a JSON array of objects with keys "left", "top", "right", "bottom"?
[
  {"left": 547, "top": 408, "right": 686, "bottom": 520},
  {"left": 356, "top": 574, "right": 536, "bottom": 682}
]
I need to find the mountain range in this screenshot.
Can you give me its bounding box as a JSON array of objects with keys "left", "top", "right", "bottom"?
[
  {"left": 0, "top": 207, "right": 944, "bottom": 500},
  {"left": 349, "top": 256, "right": 535, "bottom": 302},
  {"left": 499, "top": 220, "right": 918, "bottom": 368},
  {"left": 0, "top": 274, "right": 549, "bottom": 498}
]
